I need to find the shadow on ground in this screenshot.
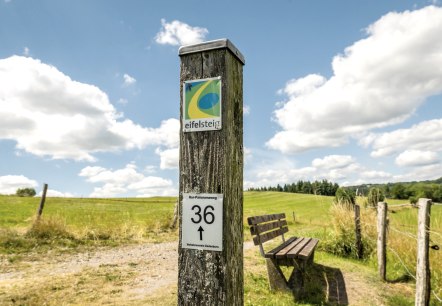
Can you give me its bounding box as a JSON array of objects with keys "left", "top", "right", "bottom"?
[{"left": 296, "top": 263, "right": 349, "bottom": 305}]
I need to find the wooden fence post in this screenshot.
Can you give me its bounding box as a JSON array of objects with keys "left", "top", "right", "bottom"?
[
  {"left": 377, "top": 201, "right": 387, "bottom": 281},
  {"left": 177, "top": 39, "right": 244, "bottom": 305},
  {"left": 169, "top": 200, "right": 179, "bottom": 229},
  {"left": 36, "top": 183, "right": 48, "bottom": 221},
  {"left": 415, "top": 198, "right": 432, "bottom": 306},
  {"left": 354, "top": 204, "right": 363, "bottom": 259}
]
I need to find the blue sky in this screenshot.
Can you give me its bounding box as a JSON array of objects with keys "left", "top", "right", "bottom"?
[{"left": 1, "top": 0, "right": 442, "bottom": 197}]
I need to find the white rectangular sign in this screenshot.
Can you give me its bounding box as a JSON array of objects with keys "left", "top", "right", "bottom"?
[{"left": 181, "top": 193, "right": 223, "bottom": 251}]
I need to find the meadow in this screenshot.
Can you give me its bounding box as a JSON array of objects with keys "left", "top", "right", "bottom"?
[{"left": 1, "top": 192, "right": 441, "bottom": 305}]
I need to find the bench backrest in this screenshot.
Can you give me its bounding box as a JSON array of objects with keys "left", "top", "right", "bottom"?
[{"left": 247, "top": 213, "right": 288, "bottom": 247}]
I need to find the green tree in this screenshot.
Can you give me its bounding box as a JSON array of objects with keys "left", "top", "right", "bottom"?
[
  {"left": 390, "top": 183, "right": 408, "bottom": 199},
  {"left": 367, "top": 187, "right": 385, "bottom": 208},
  {"left": 335, "top": 188, "right": 356, "bottom": 208},
  {"left": 16, "top": 187, "right": 36, "bottom": 197}
]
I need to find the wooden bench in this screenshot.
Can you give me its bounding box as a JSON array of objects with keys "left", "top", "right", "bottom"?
[{"left": 247, "top": 213, "right": 319, "bottom": 296}]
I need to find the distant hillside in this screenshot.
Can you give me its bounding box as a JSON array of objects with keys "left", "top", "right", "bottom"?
[{"left": 346, "top": 177, "right": 442, "bottom": 202}]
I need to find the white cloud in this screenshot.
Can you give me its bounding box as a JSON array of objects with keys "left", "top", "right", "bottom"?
[
  {"left": 395, "top": 150, "right": 440, "bottom": 167},
  {"left": 123, "top": 73, "right": 136, "bottom": 86},
  {"left": 267, "top": 6, "right": 442, "bottom": 153},
  {"left": 155, "top": 19, "right": 208, "bottom": 46},
  {"left": 117, "top": 98, "right": 128, "bottom": 105},
  {"left": 244, "top": 147, "right": 252, "bottom": 163},
  {"left": 245, "top": 153, "right": 365, "bottom": 189},
  {"left": 79, "top": 163, "right": 175, "bottom": 197},
  {"left": 0, "top": 175, "right": 38, "bottom": 195},
  {"left": 393, "top": 163, "right": 442, "bottom": 182},
  {"left": 79, "top": 163, "right": 143, "bottom": 184},
  {"left": 89, "top": 183, "right": 127, "bottom": 198},
  {"left": 23, "top": 47, "right": 30, "bottom": 56},
  {"left": 0, "top": 56, "right": 179, "bottom": 161},
  {"left": 243, "top": 105, "right": 251, "bottom": 115},
  {"left": 312, "top": 155, "right": 355, "bottom": 170},
  {"left": 361, "top": 119, "right": 442, "bottom": 157},
  {"left": 359, "top": 170, "right": 393, "bottom": 180},
  {"left": 127, "top": 176, "right": 172, "bottom": 190},
  {"left": 144, "top": 165, "right": 157, "bottom": 174},
  {"left": 155, "top": 147, "right": 179, "bottom": 169},
  {"left": 38, "top": 189, "right": 74, "bottom": 197}
]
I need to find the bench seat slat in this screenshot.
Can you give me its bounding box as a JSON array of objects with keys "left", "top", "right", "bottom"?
[
  {"left": 298, "top": 238, "right": 319, "bottom": 259},
  {"left": 275, "top": 237, "right": 304, "bottom": 259},
  {"left": 250, "top": 220, "right": 287, "bottom": 235},
  {"left": 253, "top": 226, "right": 288, "bottom": 245},
  {"left": 264, "top": 236, "right": 297, "bottom": 258},
  {"left": 247, "top": 213, "right": 286, "bottom": 226},
  {"left": 286, "top": 237, "right": 311, "bottom": 258}
]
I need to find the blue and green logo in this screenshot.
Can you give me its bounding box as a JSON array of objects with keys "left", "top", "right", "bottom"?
[
  {"left": 183, "top": 77, "right": 222, "bottom": 132},
  {"left": 184, "top": 78, "right": 221, "bottom": 120}
]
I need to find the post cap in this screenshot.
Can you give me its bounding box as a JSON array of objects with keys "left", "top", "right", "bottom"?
[{"left": 179, "top": 38, "right": 245, "bottom": 65}]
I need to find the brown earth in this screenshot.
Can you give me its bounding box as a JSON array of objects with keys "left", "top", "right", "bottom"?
[{"left": 0, "top": 242, "right": 412, "bottom": 305}]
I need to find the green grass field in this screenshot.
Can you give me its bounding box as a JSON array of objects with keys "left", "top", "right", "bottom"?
[
  {"left": 1, "top": 192, "right": 441, "bottom": 305},
  {"left": 0, "top": 196, "right": 176, "bottom": 229}
]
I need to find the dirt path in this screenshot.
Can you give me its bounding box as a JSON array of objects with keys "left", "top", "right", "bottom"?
[
  {"left": 0, "top": 242, "right": 256, "bottom": 305},
  {"left": 0, "top": 242, "right": 411, "bottom": 305},
  {"left": 1, "top": 243, "right": 178, "bottom": 299},
  {"left": 1, "top": 242, "right": 177, "bottom": 281}
]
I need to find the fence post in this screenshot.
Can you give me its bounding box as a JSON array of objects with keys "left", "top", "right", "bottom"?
[
  {"left": 169, "top": 200, "right": 179, "bottom": 229},
  {"left": 415, "top": 198, "right": 432, "bottom": 306},
  {"left": 354, "top": 204, "right": 363, "bottom": 259},
  {"left": 36, "top": 183, "right": 48, "bottom": 221},
  {"left": 377, "top": 201, "right": 387, "bottom": 281},
  {"left": 177, "top": 39, "right": 244, "bottom": 305}
]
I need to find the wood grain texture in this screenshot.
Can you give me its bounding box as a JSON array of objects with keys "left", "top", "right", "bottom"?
[
  {"left": 377, "top": 202, "right": 387, "bottom": 281},
  {"left": 37, "top": 183, "right": 48, "bottom": 219},
  {"left": 415, "top": 198, "right": 432, "bottom": 306},
  {"left": 178, "top": 47, "right": 244, "bottom": 305},
  {"left": 250, "top": 220, "right": 288, "bottom": 235},
  {"left": 253, "top": 227, "right": 289, "bottom": 245},
  {"left": 264, "top": 237, "right": 297, "bottom": 258},
  {"left": 286, "top": 238, "right": 311, "bottom": 259},
  {"left": 298, "top": 238, "right": 319, "bottom": 259},
  {"left": 275, "top": 237, "right": 304, "bottom": 259},
  {"left": 247, "top": 213, "right": 286, "bottom": 225},
  {"left": 354, "top": 205, "right": 363, "bottom": 259}
]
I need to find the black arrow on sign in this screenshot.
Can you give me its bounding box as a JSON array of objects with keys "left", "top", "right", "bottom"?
[{"left": 198, "top": 226, "right": 204, "bottom": 241}]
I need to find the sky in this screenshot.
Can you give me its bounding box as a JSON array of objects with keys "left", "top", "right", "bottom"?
[{"left": 1, "top": 0, "right": 442, "bottom": 198}]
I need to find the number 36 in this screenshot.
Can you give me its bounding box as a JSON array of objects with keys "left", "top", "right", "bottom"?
[{"left": 191, "top": 205, "right": 215, "bottom": 224}]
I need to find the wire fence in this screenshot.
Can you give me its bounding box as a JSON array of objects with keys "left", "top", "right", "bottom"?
[{"left": 351, "top": 200, "right": 442, "bottom": 303}]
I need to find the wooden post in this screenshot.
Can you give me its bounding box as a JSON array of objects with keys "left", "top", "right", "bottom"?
[
  {"left": 415, "top": 198, "right": 432, "bottom": 306},
  {"left": 37, "top": 183, "right": 48, "bottom": 220},
  {"left": 169, "top": 200, "right": 179, "bottom": 229},
  {"left": 177, "top": 39, "right": 244, "bottom": 305},
  {"left": 377, "top": 201, "right": 387, "bottom": 281},
  {"left": 354, "top": 204, "right": 363, "bottom": 259}
]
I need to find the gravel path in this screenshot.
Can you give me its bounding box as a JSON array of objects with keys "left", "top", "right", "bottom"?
[
  {"left": 0, "top": 241, "right": 397, "bottom": 305},
  {"left": 0, "top": 241, "right": 255, "bottom": 301},
  {"left": 1, "top": 242, "right": 177, "bottom": 295}
]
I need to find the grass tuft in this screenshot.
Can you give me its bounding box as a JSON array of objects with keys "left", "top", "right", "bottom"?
[
  {"left": 26, "top": 216, "right": 75, "bottom": 240},
  {"left": 320, "top": 202, "right": 376, "bottom": 260}
]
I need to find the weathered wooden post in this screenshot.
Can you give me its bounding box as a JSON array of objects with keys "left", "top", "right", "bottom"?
[
  {"left": 377, "top": 201, "right": 387, "bottom": 281},
  {"left": 177, "top": 39, "right": 244, "bottom": 305},
  {"left": 36, "top": 183, "right": 48, "bottom": 221},
  {"left": 415, "top": 198, "right": 432, "bottom": 306},
  {"left": 354, "top": 204, "right": 363, "bottom": 259}
]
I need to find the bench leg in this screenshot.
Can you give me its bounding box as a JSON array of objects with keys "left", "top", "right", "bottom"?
[
  {"left": 288, "top": 260, "right": 306, "bottom": 300},
  {"left": 265, "top": 258, "right": 290, "bottom": 292}
]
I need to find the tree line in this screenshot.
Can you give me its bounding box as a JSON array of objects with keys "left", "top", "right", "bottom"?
[
  {"left": 346, "top": 177, "right": 442, "bottom": 203},
  {"left": 248, "top": 179, "right": 339, "bottom": 196}
]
